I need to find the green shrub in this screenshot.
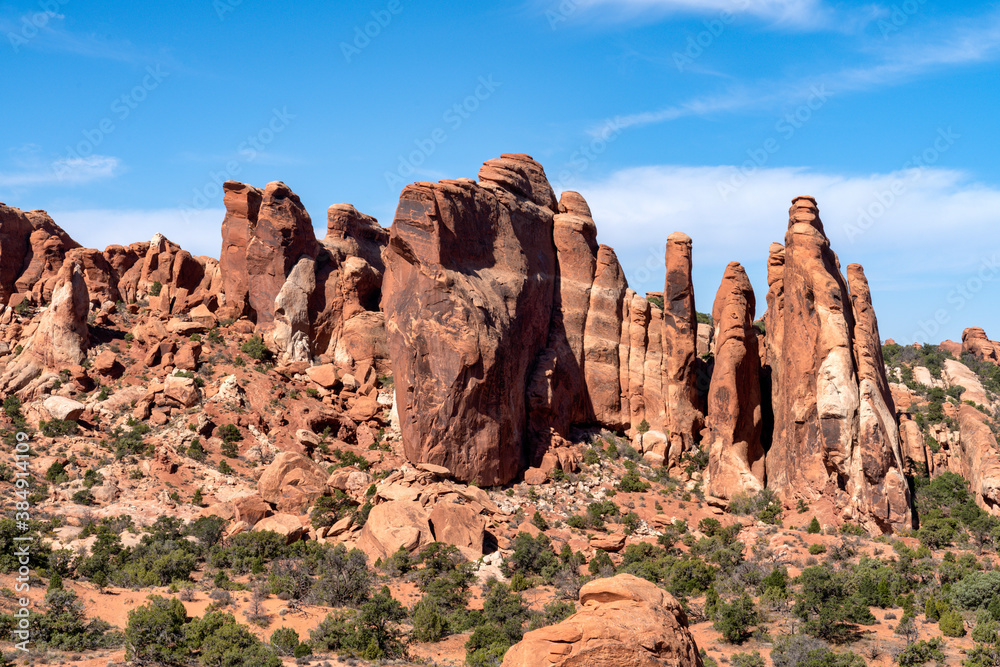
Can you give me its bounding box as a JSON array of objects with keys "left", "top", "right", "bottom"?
[
  {"left": 269, "top": 626, "right": 300, "bottom": 656},
  {"left": 729, "top": 488, "right": 783, "bottom": 524},
  {"left": 412, "top": 597, "right": 447, "bottom": 643},
  {"left": 148, "top": 281, "right": 162, "bottom": 297},
  {"left": 940, "top": 609, "right": 965, "bottom": 637},
  {"left": 503, "top": 533, "right": 559, "bottom": 580},
  {"left": 531, "top": 511, "right": 549, "bottom": 531},
  {"left": 713, "top": 595, "right": 761, "bottom": 644},
  {"left": 807, "top": 517, "right": 821, "bottom": 534},
  {"left": 808, "top": 543, "right": 826, "bottom": 555},
  {"left": 896, "top": 637, "right": 945, "bottom": 666},
  {"left": 240, "top": 335, "right": 270, "bottom": 361},
  {"left": 770, "top": 634, "right": 865, "bottom": 667},
  {"left": 45, "top": 461, "right": 69, "bottom": 484},
  {"left": 731, "top": 651, "right": 766, "bottom": 667},
  {"left": 124, "top": 596, "right": 188, "bottom": 665},
  {"left": 218, "top": 460, "right": 234, "bottom": 475},
  {"left": 40, "top": 419, "right": 78, "bottom": 438}
]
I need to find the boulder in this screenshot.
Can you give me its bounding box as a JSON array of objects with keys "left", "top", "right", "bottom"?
[
  {"left": 43, "top": 396, "right": 85, "bottom": 421},
  {"left": 356, "top": 500, "right": 433, "bottom": 562},
  {"left": 963, "top": 327, "right": 1000, "bottom": 365},
  {"left": 501, "top": 574, "right": 703, "bottom": 667},
  {"left": 305, "top": 363, "right": 340, "bottom": 388},
  {"left": 164, "top": 375, "right": 200, "bottom": 408},
  {"left": 253, "top": 513, "right": 307, "bottom": 544},
  {"left": 232, "top": 494, "right": 271, "bottom": 527},
  {"left": 428, "top": 503, "right": 486, "bottom": 555},
  {"left": 257, "top": 452, "right": 329, "bottom": 513}
]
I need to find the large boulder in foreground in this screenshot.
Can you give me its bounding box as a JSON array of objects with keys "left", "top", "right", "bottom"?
[
  {"left": 501, "top": 573, "right": 703, "bottom": 667},
  {"left": 381, "top": 154, "right": 558, "bottom": 485}
]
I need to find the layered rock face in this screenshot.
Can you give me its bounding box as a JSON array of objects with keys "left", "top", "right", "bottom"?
[
  {"left": 310, "top": 204, "right": 390, "bottom": 369},
  {"left": 501, "top": 573, "right": 703, "bottom": 667},
  {"left": 704, "top": 262, "right": 764, "bottom": 499},
  {"left": 381, "top": 154, "right": 558, "bottom": 485},
  {"left": 764, "top": 197, "right": 912, "bottom": 531},
  {"left": 963, "top": 327, "right": 1000, "bottom": 365},
  {"left": 0, "top": 260, "right": 90, "bottom": 394},
  {"left": 219, "top": 181, "right": 318, "bottom": 326},
  {"left": 381, "top": 154, "right": 710, "bottom": 484},
  {"left": 0, "top": 205, "right": 80, "bottom": 307},
  {"left": 953, "top": 404, "right": 1000, "bottom": 513}
]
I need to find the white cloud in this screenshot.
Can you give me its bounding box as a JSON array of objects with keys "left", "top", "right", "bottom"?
[
  {"left": 0, "top": 155, "right": 121, "bottom": 188},
  {"left": 567, "top": 0, "right": 830, "bottom": 28},
  {"left": 49, "top": 208, "right": 226, "bottom": 259},
  {"left": 598, "top": 9, "right": 1000, "bottom": 133},
  {"left": 566, "top": 164, "right": 1000, "bottom": 342}
]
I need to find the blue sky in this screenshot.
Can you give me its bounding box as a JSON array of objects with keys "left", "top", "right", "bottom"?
[{"left": 2, "top": 0, "right": 999, "bottom": 345}]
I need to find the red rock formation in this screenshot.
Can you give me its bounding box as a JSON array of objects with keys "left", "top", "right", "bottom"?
[
  {"left": 963, "top": 327, "right": 1000, "bottom": 365},
  {"left": 0, "top": 260, "right": 90, "bottom": 394},
  {"left": 765, "top": 197, "right": 912, "bottom": 532},
  {"left": 846, "top": 264, "right": 912, "bottom": 530},
  {"left": 582, "top": 245, "right": 628, "bottom": 428},
  {"left": 218, "top": 181, "right": 262, "bottom": 320},
  {"left": 954, "top": 404, "right": 1000, "bottom": 513},
  {"left": 310, "top": 204, "right": 389, "bottom": 368},
  {"left": 246, "top": 182, "right": 318, "bottom": 325},
  {"left": 0, "top": 205, "right": 33, "bottom": 305},
  {"left": 381, "top": 154, "right": 557, "bottom": 485},
  {"left": 704, "top": 262, "right": 764, "bottom": 499},
  {"left": 526, "top": 191, "right": 599, "bottom": 458},
  {"left": 662, "top": 232, "right": 700, "bottom": 467},
  {"left": 501, "top": 574, "right": 703, "bottom": 667}
]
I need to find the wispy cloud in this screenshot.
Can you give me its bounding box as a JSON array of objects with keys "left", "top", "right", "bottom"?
[
  {"left": 0, "top": 155, "right": 121, "bottom": 188},
  {"left": 0, "top": 12, "right": 180, "bottom": 67},
  {"left": 595, "top": 9, "right": 1000, "bottom": 134},
  {"left": 565, "top": 0, "right": 831, "bottom": 28}
]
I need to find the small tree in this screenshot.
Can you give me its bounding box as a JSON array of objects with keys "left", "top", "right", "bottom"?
[
  {"left": 714, "top": 595, "right": 761, "bottom": 644},
  {"left": 940, "top": 609, "right": 966, "bottom": 637},
  {"left": 270, "top": 627, "right": 300, "bottom": 656},
  {"left": 807, "top": 517, "right": 821, "bottom": 534},
  {"left": 125, "top": 596, "right": 189, "bottom": 665}
]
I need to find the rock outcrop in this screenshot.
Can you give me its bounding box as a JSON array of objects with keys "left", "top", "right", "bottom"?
[
  {"left": 963, "top": 327, "right": 1000, "bottom": 365},
  {"left": 501, "top": 573, "right": 703, "bottom": 667},
  {"left": 764, "top": 197, "right": 912, "bottom": 532},
  {"left": 846, "top": 264, "right": 912, "bottom": 530},
  {"left": 0, "top": 259, "right": 90, "bottom": 395},
  {"left": 954, "top": 404, "right": 1000, "bottom": 513},
  {"left": 582, "top": 245, "right": 628, "bottom": 428},
  {"left": 704, "top": 262, "right": 764, "bottom": 500},
  {"left": 661, "top": 232, "right": 701, "bottom": 466},
  {"left": 381, "top": 154, "right": 558, "bottom": 485},
  {"left": 0, "top": 205, "right": 81, "bottom": 307},
  {"left": 219, "top": 181, "right": 317, "bottom": 325}
]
